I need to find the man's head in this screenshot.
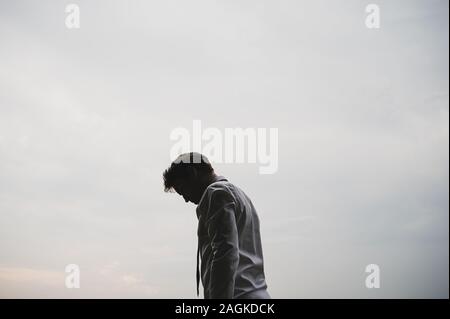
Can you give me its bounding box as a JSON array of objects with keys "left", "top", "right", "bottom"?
[{"left": 163, "top": 152, "right": 216, "bottom": 205}]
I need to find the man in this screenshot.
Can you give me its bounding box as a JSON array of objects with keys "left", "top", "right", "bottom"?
[{"left": 163, "top": 152, "right": 270, "bottom": 299}]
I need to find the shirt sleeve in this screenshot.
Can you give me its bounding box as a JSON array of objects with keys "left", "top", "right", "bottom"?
[{"left": 204, "top": 188, "right": 239, "bottom": 299}]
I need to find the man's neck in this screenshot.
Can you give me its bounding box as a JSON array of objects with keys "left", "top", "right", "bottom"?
[{"left": 201, "top": 173, "right": 218, "bottom": 192}]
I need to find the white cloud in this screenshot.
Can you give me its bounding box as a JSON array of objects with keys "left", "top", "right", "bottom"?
[{"left": 0, "top": 0, "right": 448, "bottom": 298}]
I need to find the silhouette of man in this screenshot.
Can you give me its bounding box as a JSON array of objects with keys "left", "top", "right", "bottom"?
[{"left": 163, "top": 152, "right": 270, "bottom": 299}]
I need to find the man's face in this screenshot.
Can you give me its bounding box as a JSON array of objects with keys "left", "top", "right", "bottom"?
[{"left": 173, "top": 178, "right": 202, "bottom": 205}]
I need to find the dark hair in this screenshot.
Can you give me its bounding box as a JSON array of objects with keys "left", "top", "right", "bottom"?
[{"left": 163, "top": 152, "right": 214, "bottom": 192}]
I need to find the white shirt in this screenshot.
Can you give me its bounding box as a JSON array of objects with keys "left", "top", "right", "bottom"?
[{"left": 196, "top": 176, "right": 270, "bottom": 299}]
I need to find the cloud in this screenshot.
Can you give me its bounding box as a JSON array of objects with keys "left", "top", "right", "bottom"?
[
  {"left": 0, "top": 0, "right": 448, "bottom": 298},
  {"left": 0, "top": 266, "right": 63, "bottom": 286}
]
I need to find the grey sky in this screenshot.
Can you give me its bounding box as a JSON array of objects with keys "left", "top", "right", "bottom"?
[{"left": 0, "top": 0, "right": 448, "bottom": 298}]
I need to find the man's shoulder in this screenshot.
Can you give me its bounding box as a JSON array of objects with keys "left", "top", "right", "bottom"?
[
  {"left": 204, "top": 180, "right": 235, "bottom": 201},
  {"left": 197, "top": 180, "right": 237, "bottom": 214}
]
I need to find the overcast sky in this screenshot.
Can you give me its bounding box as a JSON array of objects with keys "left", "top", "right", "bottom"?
[{"left": 0, "top": 0, "right": 448, "bottom": 298}]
